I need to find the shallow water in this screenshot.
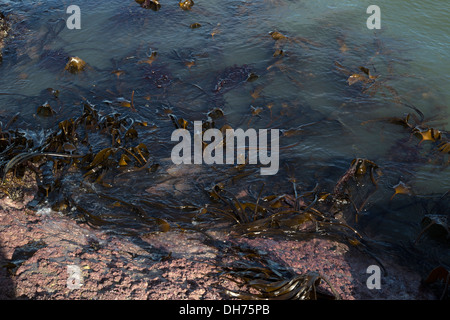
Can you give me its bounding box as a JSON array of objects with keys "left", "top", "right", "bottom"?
[{"left": 1, "top": 0, "right": 449, "bottom": 280}]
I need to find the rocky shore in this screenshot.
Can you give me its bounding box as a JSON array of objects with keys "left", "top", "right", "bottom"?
[{"left": 0, "top": 187, "right": 436, "bottom": 300}]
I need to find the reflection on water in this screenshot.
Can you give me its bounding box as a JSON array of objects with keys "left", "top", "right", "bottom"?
[{"left": 0, "top": 0, "right": 449, "bottom": 290}]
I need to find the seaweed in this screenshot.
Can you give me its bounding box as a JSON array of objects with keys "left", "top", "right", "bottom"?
[
  {"left": 138, "top": 50, "right": 157, "bottom": 66},
  {"left": 136, "top": 0, "right": 161, "bottom": 11},
  {"left": 214, "top": 244, "right": 340, "bottom": 300},
  {"left": 4, "top": 240, "right": 47, "bottom": 275},
  {"left": 213, "top": 65, "right": 254, "bottom": 94},
  {"left": 383, "top": 110, "right": 450, "bottom": 164},
  {"left": 202, "top": 177, "right": 362, "bottom": 243},
  {"left": 1, "top": 6, "right": 449, "bottom": 300},
  {"left": 0, "top": 101, "right": 157, "bottom": 228},
  {"left": 390, "top": 181, "right": 412, "bottom": 200},
  {"left": 332, "top": 158, "right": 381, "bottom": 222},
  {"left": 415, "top": 191, "right": 450, "bottom": 244},
  {"left": 179, "top": 0, "right": 194, "bottom": 10},
  {"left": 64, "top": 56, "right": 87, "bottom": 74},
  {"left": 190, "top": 23, "right": 201, "bottom": 29},
  {"left": 334, "top": 61, "right": 402, "bottom": 105},
  {"left": 424, "top": 266, "right": 450, "bottom": 300},
  {"left": 0, "top": 11, "right": 10, "bottom": 63},
  {"left": 36, "top": 102, "right": 56, "bottom": 117}
]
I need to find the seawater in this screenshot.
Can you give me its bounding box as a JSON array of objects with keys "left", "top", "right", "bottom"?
[{"left": 0, "top": 0, "right": 449, "bottom": 266}]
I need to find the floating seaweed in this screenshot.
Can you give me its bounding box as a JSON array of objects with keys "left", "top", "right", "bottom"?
[
  {"left": 418, "top": 214, "right": 449, "bottom": 242},
  {"left": 64, "top": 56, "right": 87, "bottom": 74},
  {"left": 390, "top": 181, "right": 412, "bottom": 200},
  {"left": 332, "top": 158, "right": 382, "bottom": 223},
  {"left": 213, "top": 65, "right": 254, "bottom": 93},
  {"left": 438, "top": 141, "right": 450, "bottom": 154},
  {"left": 269, "top": 30, "right": 320, "bottom": 49},
  {"left": 0, "top": 101, "right": 156, "bottom": 227},
  {"left": 179, "top": 0, "right": 194, "bottom": 10},
  {"left": 336, "top": 36, "right": 349, "bottom": 53},
  {"left": 136, "top": 0, "right": 161, "bottom": 11},
  {"left": 111, "top": 69, "right": 126, "bottom": 79},
  {"left": 138, "top": 50, "right": 158, "bottom": 66},
  {"left": 201, "top": 178, "right": 363, "bottom": 244},
  {"left": 413, "top": 127, "right": 442, "bottom": 145},
  {"left": 333, "top": 158, "right": 380, "bottom": 197},
  {"left": 4, "top": 240, "right": 47, "bottom": 275},
  {"left": 170, "top": 49, "right": 198, "bottom": 70},
  {"left": 269, "top": 31, "right": 287, "bottom": 41},
  {"left": 2, "top": 6, "right": 450, "bottom": 300},
  {"left": 36, "top": 102, "right": 56, "bottom": 117},
  {"left": 424, "top": 266, "right": 450, "bottom": 300},
  {"left": 335, "top": 62, "right": 377, "bottom": 87},
  {"left": 210, "top": 23, "right": 221, "bottom": 38},
  {"left": 273, "top": 48, "right": 284, "bottom": 57},
  {"left": 215, "top": 244, "right": 340, "bottom": 300},
  {"left": 190, "top": 22, "right": 201, "bottom": 29},
  {"left": 0, "top": 12, "right": 10, "bottom": 63}
]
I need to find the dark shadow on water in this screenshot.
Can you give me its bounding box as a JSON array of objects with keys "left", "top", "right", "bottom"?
[{"left": 0, "top": 244, "right": 16, "bottom": 299}]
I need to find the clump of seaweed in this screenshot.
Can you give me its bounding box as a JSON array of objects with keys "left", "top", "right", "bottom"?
[
  {"left": 214, "top": 244, "right": 340, "bottom": 300},
  {"left": 0, "top": 102, "right": 157, "bottom": 227},
  {"left": 362, "top": 98, "right": 450, "bottom": 168},
  {"left": 200, "top": 170, "right": 363, "bottom": 244},
  {"left": 179, "top": 0, "right": 194, "bottom": 10},
  {"left": 415, "top": 191, "right": 450, "bottom": 244},
  {"left": 424, "top": 265, "right": 450, "bottom": 300},
  {"left": 0, "top": 11, "right": 10, "bottom": 63},
  {"left": 334, "top": 61, "right": 404, "bottom": 105},
  {"left": 331, "top": 158, "right": 382, "bottom": 222},
  {"left": 135, "top": 0, "right": 161, "bottom": 11},
  {"left": 385, "top": 111, "right": 450, "bottom": 164}
]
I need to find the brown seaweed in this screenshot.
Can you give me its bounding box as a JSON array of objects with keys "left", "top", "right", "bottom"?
[
  {"left": 332, "top": 158, "right": 381, "bottom": 222},
  {"left": 378, "top": 108, "right": 450, "bottom": 163},
  {"left": 424, "top": 266, "right": 449, "bottom": 300},
  {"left": 190, "top": 23, "right": 201, "bottom": 29},
  {"left": 213, "top": 65, "right": 253, "bottom": 93},
  {"left": 0, "top": 12, "right": 10, "bottom": 63},
  {"left": 138, "top": 50, "right": 157, "bottom": 66},
  {"left": 1, "top": 14, "right": 449, "bottom": 302},
  {"left": 64, "top": 56, "right": 87, "bottom": 74},
  {"left": 334, "top": 61, "right": 406, "bottom": 104},
  {"left": 136, "top": 0, "right": 161, "bottom": 11},
  {"left": 179, "top": 0, "right": 194, "bottom": 10},
  {"left": 215, "top": 244, "right": 340, "bottom": 300},
  {"left": 223, "top": 269, "right": 338, "bottom": 300},
  {"left": 203, "top": 180, "right": 362, "bottom": 242},
  {"left": 4, "top": 240, "right": 47, "bottom": 275},
  {"left": 36, "top": 102, "right": 56, "bottom": 117},
  {"left": 416, "top": 214, "right": 449, "bottom": 244},
  {"left": 0, "top": 101, "right": 155, "bottom": 223}
]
